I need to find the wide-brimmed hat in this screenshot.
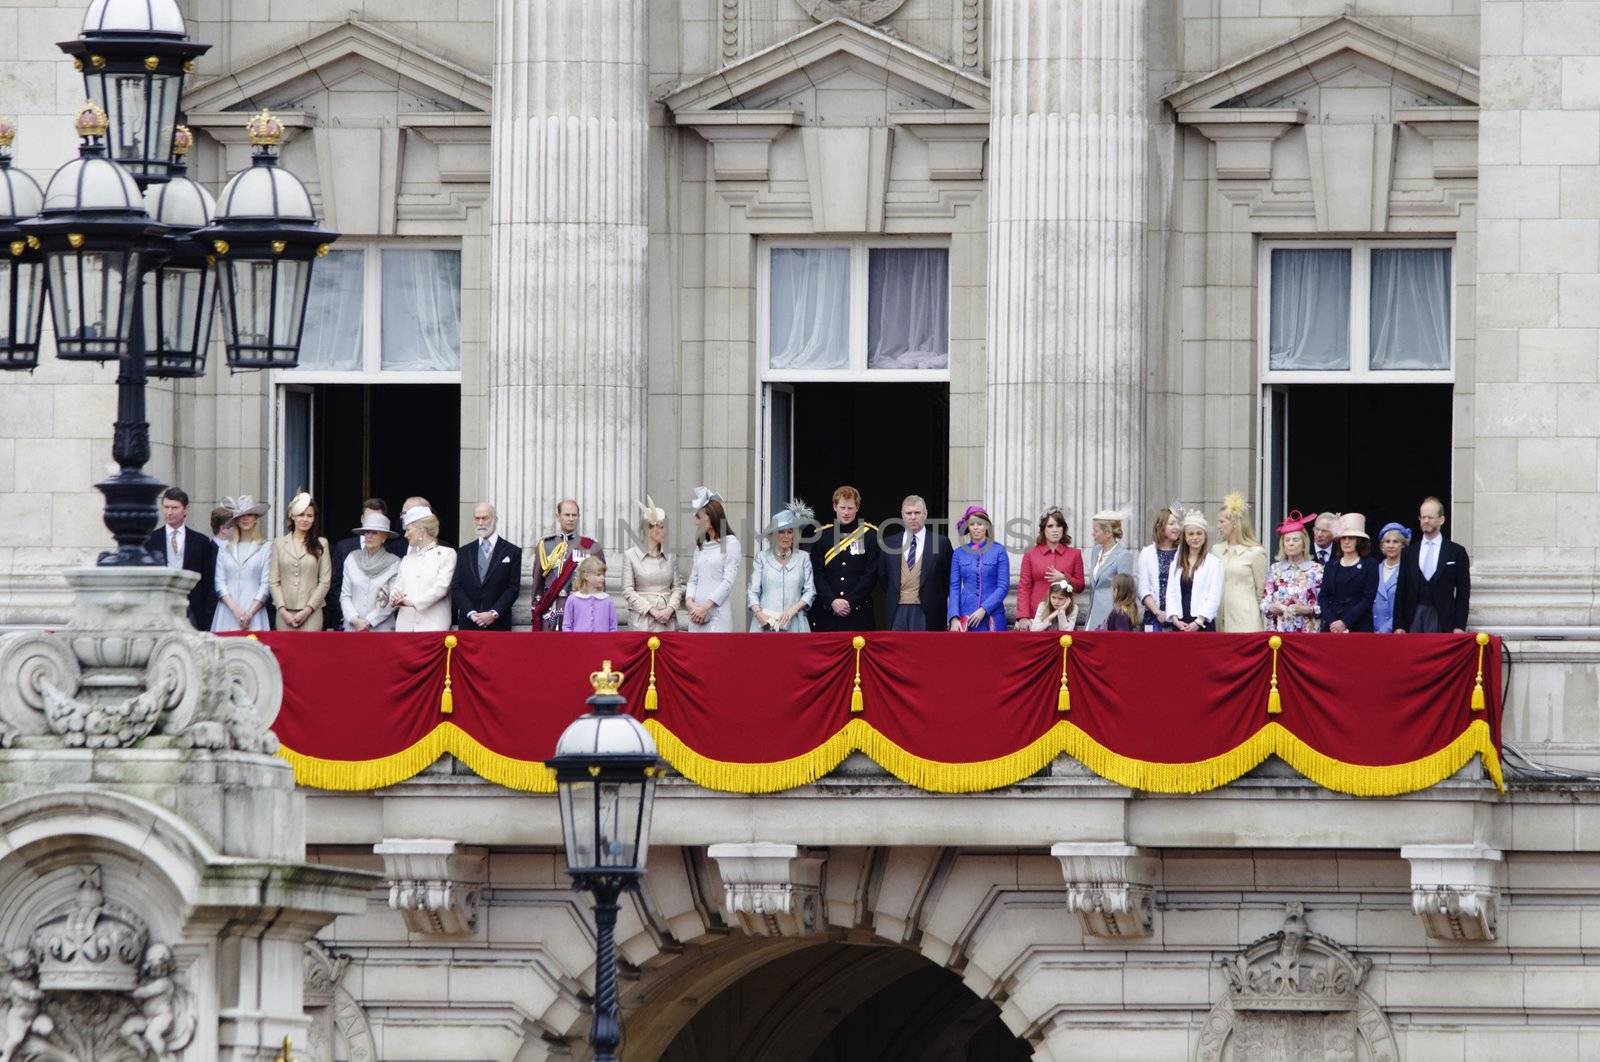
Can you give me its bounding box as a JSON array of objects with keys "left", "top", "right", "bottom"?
[
  {"left": 763, "top": 497, "right": 815, "bottom": 537},
  {"left": 1276, "top": 509, "right": 1317, "bottom": 535},
  {"left": 1337, "top": 512, "right": 1370, "bottom": 540},
  {"left": 1378, "top": 521, "right": 1413, "bottom": 543},
  {"left": 219, "top": 494, "right": 269, "bottom": 526},
  {"left": 352, "top": 512, "right": 397, "bottom": 537},
  {"left": 401, "top": 505, "right": 435, "bottom": 529},
  {"left": 957, "top": 504, "right": 991, "bottom": 534}
]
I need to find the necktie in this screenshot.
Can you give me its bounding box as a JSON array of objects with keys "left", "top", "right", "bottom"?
[
  {"left": 479, "top": 539, "right": 492, "bottom": 579},
  {"left": 1423, "top": 539, "right": 1437, "bottom": 580},
  {"left": 906, "top": 533, "right": 918, "bottom": 570},
  {"left": 170, "top": 529, "right": 180, "bottom": 568}
]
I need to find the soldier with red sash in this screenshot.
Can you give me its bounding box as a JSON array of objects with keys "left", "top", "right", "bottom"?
[
  {"left": 530, "top": 498, "right": 604, "bottom": 630},
  {"left": 806, "top": 485, "right": 879, "bottom": 632}
]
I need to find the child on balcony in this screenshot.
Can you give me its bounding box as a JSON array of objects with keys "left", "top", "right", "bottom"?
[{"left": 562, "top": 556, "right": 618, "bottom": 633}]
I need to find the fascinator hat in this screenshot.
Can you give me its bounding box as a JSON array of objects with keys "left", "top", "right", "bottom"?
[
  {"left": 1378, "top": 521, "right": 1413, "bottom": 543},
  {"left": 1091, "top": 508, "right": 1124, "bottom": 525},
  {"left": 287, "top": 490, "right": 314, "bottom": 518},
  {"left": 763, "top": 498, "right": 815, "bottom": 538},
  {"left": 637, "top": 496, "right": 667, "bottom": 526},
  {"left": 219, "top": 494, "right": 269, "bottom": 526},
  {"left": 689, "top": 486, "right": 722, "bottom": 511},
  {"left": 401, "top": 505, "right": 435, "bottom": 529},
  {"left": 1177, "top": 505, "right": 1209, "bottom": 532},
  {"left": 1276, "top": 509, "right": 1317, "bottom": 535},
  {"left": 957, "top": 504, "right": 992, "bottom": 535}
]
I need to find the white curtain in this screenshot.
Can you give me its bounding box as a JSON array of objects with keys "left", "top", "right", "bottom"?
[
  {"left": 1370, "top": 248, "right": 1451, "bottom": 370},
  {"left": 867, "top": 248, "right": 949, "bottom": 370},
  {"left": 381, "top": 249, "right": 461, "bottom": 371},
  {"left": 769, "top": 247, "right": 850, "bottom": 370},
  {"left": 297, "top": 248, "right": 363, "bottom": 370},
  {"left": 1269, "top": 248, "right": 1350, "bottom": 371}
]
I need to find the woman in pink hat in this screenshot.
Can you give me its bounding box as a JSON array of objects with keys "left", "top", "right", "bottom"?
[
  {"left": 1260, "top": 509, "right": 1322, "bottom": 633},
  {"left": 947, "top": 505, "right": 1009, "bottom": 631},
  {"left": 1318, "top": 512, "right": 1379, "bottom": 633}
]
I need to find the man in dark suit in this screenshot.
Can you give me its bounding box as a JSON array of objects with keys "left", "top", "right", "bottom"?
[
  {"left": 454, "top": 501, "right": 522, "bottom": 631},
  {"left": 807, "top": 485, "right": 880, "bottom": 632},
  {"left": 144, "top": 487, "right": 217, "bottom": 630},
  {"left": 328, "top": 498, "right": 407, "bottom": 629},
  {"left": 877, "top": 494, "right": 950, "bottom": 631},
  {"left": 1396, "top": 496, "right": 1471, "bottom": 633}
]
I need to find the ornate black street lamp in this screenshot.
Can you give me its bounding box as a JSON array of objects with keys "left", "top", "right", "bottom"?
[
  {"left": 0, "top": 0, "right": 336, "bottom": 565},
  {"left": 550, "top": 662, "right": 661, "bottom": 1062}
]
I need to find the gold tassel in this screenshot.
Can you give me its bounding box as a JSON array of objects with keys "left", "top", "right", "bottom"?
[
  {"left": 440, "top": 634, "right": 458, "bottom": 715},
  {"left": 1057, "top": 634, "right": 1073, "bottom": 712},
  {"left": 1471, "top": 631, "right": 1489, "bottom": 711},
  {"left": 645, "top": 635, "right": 660, "bottom": 711},
  {"left": 1267, "top": 635, "right": 1283, "bottom": 715},
  {"left": 850, "top": 635, "right": 866, "bottom": 714}
]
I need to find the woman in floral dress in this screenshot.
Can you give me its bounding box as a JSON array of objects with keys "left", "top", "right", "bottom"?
[{"left": 1260, "top": 510, "right": 1322, "bottom": 633}]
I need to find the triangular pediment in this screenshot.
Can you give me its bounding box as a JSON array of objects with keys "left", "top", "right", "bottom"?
[
  {"left": 184, "top": 19, "right": 490, "bottom": 117},
  {"left": 664, "top": 17, "right": 989, "bottom": 117},
  {"left": 1164, "top": 15, "right": 1477, "bottom": 113}
]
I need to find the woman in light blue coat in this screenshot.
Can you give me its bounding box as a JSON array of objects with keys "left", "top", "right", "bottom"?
[
  {"left": 748, "top": 500, "right": 817, "bottom": 632},
  {"left": 1083, "top": 509, "right": 1136, "bottom": 630}
]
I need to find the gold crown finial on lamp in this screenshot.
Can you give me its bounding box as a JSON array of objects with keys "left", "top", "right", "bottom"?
[
  {"left": 73, "top": 101, "right": 109, "bottom": 140},
  {"left": 590, "top": 660, "right": 626, "bottom": 695},
  {"left": 246, "top": 109, "right": 283, "bottom": 147},
  {"left": 171, "top": 125, "right": 193, "bottom": 157},
  {"left": 0, "top": 119, "right": 15, "bottom": 150}
]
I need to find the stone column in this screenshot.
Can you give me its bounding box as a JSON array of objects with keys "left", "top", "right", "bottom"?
[
  {"left": 488, "top": 0, "right": 648, "bottom": 550},
  {"left": 985, "top": 0, "right": 1147, "bottom": 542}
]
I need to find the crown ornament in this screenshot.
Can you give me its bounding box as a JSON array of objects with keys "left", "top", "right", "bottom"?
[
  {"left": 247, "top": 109, "right": 283, "bottom": 147},
  {"left": 0, "top": 118, "right": 15, "bottom": 151},
  {"left": 590, "top": 660, "right": 625, "bottom": 696},
  {"left": 171, "top": 125, "right": 193, "bottom": 157},
  {"left": 30, "top": 864, "right": 150, "bottom": 992},
  {"left": 1222, "top": 903, "right": 1369, "bottom": 1013},
  {"left": 73, "top": 101, "right": 109, "bottom": 140}
]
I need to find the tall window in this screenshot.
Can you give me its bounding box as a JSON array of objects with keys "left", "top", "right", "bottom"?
[
  {"left": 292, "top": 242, "right": 462, "bottom": 378},
  {"left": 760, "top": 241, "right": 950, "bottom": 379},
  {"left": 1261, "top": 240, "right": 1453, "bottom": 382}
]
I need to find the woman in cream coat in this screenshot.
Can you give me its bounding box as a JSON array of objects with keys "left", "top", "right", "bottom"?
[{"left": 390, "top": 506, "right": 458, "bottom": 632}]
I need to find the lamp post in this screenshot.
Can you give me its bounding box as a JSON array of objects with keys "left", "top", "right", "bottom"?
[
  {"left": 549, "top": 661, "right": 661, "bottom": 1062},
  {"left": 0, "top": 0, "right": 336, "bottom": 565}
]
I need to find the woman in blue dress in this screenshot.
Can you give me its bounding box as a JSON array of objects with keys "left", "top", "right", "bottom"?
[
  {"left": 947, "top": 505, "right": 1009, "bottom": 631},
  {"left": 747, "top": 499, "right": 817, "bottom": 632},
  {"left": 1371, "top": 522, "right": 1411, "bottom": 633},
  {"left": 1319, "top": 513, "right": 1380, "bottom": 633}
]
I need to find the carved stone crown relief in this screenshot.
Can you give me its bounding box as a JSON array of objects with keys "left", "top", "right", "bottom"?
[
  {"left": 1195, "top": 903, "right": 1397, "bottom": 1062},
  {"left": 1, "top": 863, "right": 195, "bottom": 1062},
  {"left": 303, "top": 942, "right": 375, "bottom": 1062},
  {"left": 795, "top": 0, "right": 909, "bottom": 24}
]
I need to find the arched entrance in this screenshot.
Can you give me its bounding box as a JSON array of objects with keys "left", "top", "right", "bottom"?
[{"left": 646, "top": 941, "right": 1033, "bottom": 1062}]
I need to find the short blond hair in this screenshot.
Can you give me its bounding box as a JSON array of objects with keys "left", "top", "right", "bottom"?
[
  {"left": 409, "top": 514, "right": 440, "bottom": 540},
  {"left": 577, "top": 555, "right": 607, "bottom": 584}
]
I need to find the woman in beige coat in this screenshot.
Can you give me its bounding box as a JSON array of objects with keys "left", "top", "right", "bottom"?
[
  {"left": 269, "top": 492, "right": 332, "bottom": 630},
  {"left": 622, "top": 498, "right": 683, "bottom": 631}
]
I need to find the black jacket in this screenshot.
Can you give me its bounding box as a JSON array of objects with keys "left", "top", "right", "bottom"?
[
  {"left": 327, "top": 533, "right": 408, "bottom": 629},
  {"left": 1396, "top": 536, "right": 1471, "bottom": 632},
  {"left": 453, "top": 537, "right": 523, "bottom": 631},
  {"left": 144, "top": 525, "right": 217, "bottom": 631},
  {"left": 806, "top": 521, "right": 879, "bottom": 631},
  {"left": 877, "top": 528, "right": 951, "bottom": 632}
]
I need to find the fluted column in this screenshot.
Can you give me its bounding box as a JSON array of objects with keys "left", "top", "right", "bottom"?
[
  {"left": 986, "top": 0, "right": 1146, "bottom": 539},
  {"left": 488, "top": 0, "right": 647, "bottom": 547}
]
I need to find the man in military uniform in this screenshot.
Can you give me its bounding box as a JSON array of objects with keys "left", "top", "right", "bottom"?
[
  {"left": 529, "top": 498, "right": 604, "bottom": 630},
  {"left": 806, "top": 485, "right": 879, "bottom": 632}
]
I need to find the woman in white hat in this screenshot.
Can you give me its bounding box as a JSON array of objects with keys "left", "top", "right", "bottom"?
[
  {"left": 211, "top": 495, "right": 272, "bottom": 632},
  {"left": 1213, "top": 492, "right": 1269, "bottom": 633},
  {"left": 1319, "top": 512, "right": 1379, "bottom": 633},
  {"left": 748, "top": 500, "right": 817, "bottom": 632},
  {"left": 270, "top": 491, "right": 332, "bottom": 631},
  {"left": 1083, "top": 509, "right": 1135, "bottom": 630},
  {"left": 1164, "top": 508, "right": 1223, "bottom": 631},
  {"left": 389, "top": 506, "right": 458, "bottom": 632},
  {"left": 340, "top": 512, "right": 402, "bottom": 631},
  {"left": 684, "top": 487, "right": 741, "bottom": 633},
  {"left": 622, "top": 498, "right": 683, "bottom": 631}
]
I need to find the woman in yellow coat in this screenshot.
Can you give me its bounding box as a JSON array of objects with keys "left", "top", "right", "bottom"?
[
  {"left": 269, "top": 492, "right": 333, "bottom": 630},
  {"left": 1213, "top": 492, "right": 1268, "bottom": 633}
]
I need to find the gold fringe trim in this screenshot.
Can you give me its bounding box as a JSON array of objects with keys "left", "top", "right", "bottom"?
[{"left": 280, "top": 718, "right": 1503, "bottom": 798}]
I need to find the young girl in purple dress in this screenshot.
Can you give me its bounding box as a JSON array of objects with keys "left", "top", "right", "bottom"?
[{"left": 562, "top": 556, "right": 618, "bottom": 632}]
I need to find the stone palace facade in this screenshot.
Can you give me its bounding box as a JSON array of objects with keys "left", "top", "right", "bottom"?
[{"left": 1, "top": 0, "right": 1600, "bottom": 1060}]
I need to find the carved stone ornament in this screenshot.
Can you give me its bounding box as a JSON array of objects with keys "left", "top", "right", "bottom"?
[
  {"left": 1401, "top": 844, "right": 1503, "bottom": 942},
  {"left": 373, "top": 840, "right": 487, "bottom": 936},
  {"left": 795, "top": 0, "right": 910, "bottom": 25},
  {"left": 303, "top": 941, "right": 375, "bottom": 1062},
  {"left": 1, "top": 864, "right": 196, "bottom": 1062},
  {"left": 1051, "top": 843, "right": 1157, "bottom": 939},
  {"left": 1194, "top": 903, "right": 1397, "bottom": 1062},
  {"left": 0, "top": 569, "right": 281, "bottom": 755},
  {"left": 707, "top": 843, "right": 826, "bottom": 938}
]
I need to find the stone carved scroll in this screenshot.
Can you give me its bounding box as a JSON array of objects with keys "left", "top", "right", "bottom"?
[{"left": 707, "top": 843, "right": 826, "bottom": 938}]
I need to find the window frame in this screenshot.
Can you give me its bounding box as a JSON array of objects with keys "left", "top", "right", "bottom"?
[
  {"left": 757, "top": 237, "right": 953, "bottom": 383},
  {"left": 1257, "top": 238, "right": 1456, "bottom": 385},
  {"left": 272, "top": 238, "right": 463, "bottom": 385}
]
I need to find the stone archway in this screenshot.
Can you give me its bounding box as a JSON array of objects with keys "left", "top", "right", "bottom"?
[{"left": 635, "top": 940, "right": 1034, "bottom": 1062}]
